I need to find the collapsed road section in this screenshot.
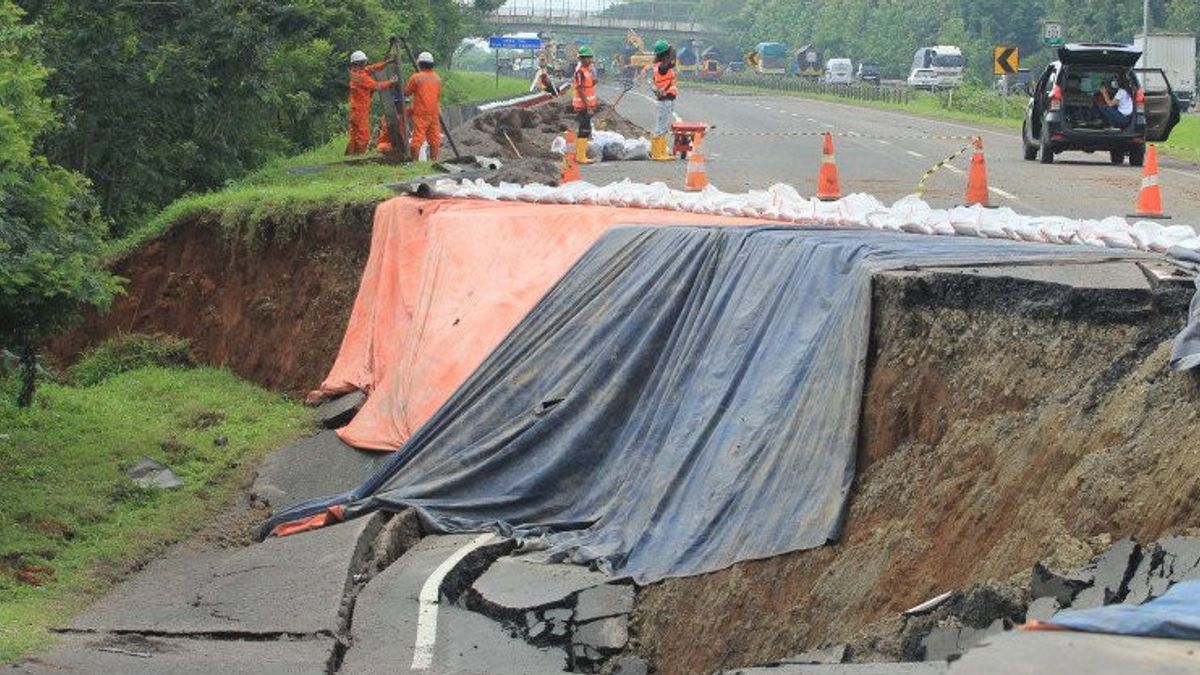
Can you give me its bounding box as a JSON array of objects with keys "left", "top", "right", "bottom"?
[{"left": 31, "top": 183, "right": 1200, "bottom": 673}]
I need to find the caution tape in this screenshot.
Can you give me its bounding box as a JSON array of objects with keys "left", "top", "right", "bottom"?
[
  {"left": 708, "top": 130, "right": 977, "bottom": 141},
  {"left": 915, "top": 139, "right": 977, "bottom": 199}
]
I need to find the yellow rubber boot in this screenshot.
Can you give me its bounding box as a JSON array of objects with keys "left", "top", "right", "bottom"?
[
  {"left": 651, "top": 135, "right": 673, "bottom": 161},
  {"left": 575, "top": 137, "right": 594, "bottom": 165}
]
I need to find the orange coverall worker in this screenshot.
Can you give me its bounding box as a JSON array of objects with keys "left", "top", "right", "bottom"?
[
  {"left": 346, "top": 62, "right": 391, "bottom": 155},
  {"left": 405, "top": 68, "right": 442, "bottom": 160},
  {"left": 572, "top": 62, "right": 598, "bottom": 138}
]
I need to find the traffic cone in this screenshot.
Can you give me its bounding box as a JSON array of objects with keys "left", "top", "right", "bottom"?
[
  {"left": 560, "top": 130, "right": 580, "bottom": 183},
  {"left": 684, "top": 133, "right": 708, "bottom": 191},
  {"left": 964, "top": 136, "right": 991, "bottom": 207},
  {"left": 1129, "top": 145, "right": 1170, "bottom": 219},
  {"left": 816, "top": 131, "right": 841, "bottom": 201}
]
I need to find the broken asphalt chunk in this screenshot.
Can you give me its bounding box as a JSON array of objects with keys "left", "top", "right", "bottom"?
[
  {"left": 125, "top": 456, "right": 183, "bottom": 490},
  {"left": 314, "top": 389, "right": 367, "bottom": 429}
]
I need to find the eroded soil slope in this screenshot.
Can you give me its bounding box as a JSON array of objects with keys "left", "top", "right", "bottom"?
[
  {"left": 633, "top": 268, "right": 1200, "bottom": 674},
  {"left": 50, "top": 206, "right": 376, "bottom": 396}
]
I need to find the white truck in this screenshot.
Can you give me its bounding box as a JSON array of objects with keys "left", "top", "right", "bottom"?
[{"left": 1134, "top": 32, "right": 1196, "bottom": 111}]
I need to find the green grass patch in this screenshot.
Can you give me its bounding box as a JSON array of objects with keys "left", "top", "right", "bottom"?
[
  {"left": 109, "top": 137, "right": 434, "bottom": 258},
  {"left": 442, "top": 70, "right": 531, "bottom": 106},
  {"left": 0, "top": 365, "right": 309, "bottom": 662},
  {"left": 1163, "top": 115, "right": 1200, "bottom": 163}
]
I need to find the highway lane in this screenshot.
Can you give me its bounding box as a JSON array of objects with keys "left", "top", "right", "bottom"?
[{"left": 588, "top": 83, "right": 1200, "bottom": 228}]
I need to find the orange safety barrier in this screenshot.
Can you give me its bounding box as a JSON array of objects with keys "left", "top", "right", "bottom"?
[
  {"left": 1130, "top": 145, "right": 1169, "bottom": 220},
  {"left": 684, "top": 134, "right": 709, "bottom": 191},
  {"left": 561, "top": 130, "right": 580, "bottom": 183},
  {"left": 964, "top": 136, "right": 991, "bottom": 207},
  {"left": 311, "top": 198, "right": 762, "bottom": 450},
  {"left": 816, "top": 131, "right": 841, "bottom": 201}
]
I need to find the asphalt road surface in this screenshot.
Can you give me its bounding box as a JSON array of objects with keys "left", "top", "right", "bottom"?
[{"left": 589, "top": 83, "right": 1200, "bottom": 228}]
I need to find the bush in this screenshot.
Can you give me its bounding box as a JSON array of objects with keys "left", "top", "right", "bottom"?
[{"left": 71, "top": 334, "right": 195, "bottom": 386}]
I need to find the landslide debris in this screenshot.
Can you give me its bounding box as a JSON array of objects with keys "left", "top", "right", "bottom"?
[{"left": 449, "top": 95, "right": 646, "bottom": 185}]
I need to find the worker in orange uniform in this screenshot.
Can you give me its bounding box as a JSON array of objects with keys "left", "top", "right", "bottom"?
[
  {"left": 572, "top": 45, "right": 598, "bottom": 164},
  {"left": 346, "top": 50, "right": 396, "bottom": 156},
  {"left": 649, "top": 39, "right": 677, "bottom": 161},
  {"left": 405, "top": 51, "right": 442, "bottom": 160}
]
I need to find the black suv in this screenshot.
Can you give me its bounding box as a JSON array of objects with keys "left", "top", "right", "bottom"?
[{"left": 1023, "top": 43, "right": 1181, "bottom": 166}]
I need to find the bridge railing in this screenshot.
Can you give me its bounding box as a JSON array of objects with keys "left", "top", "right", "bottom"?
[{"left": 489, "top": 1, "right": 706, "bottom": 34}]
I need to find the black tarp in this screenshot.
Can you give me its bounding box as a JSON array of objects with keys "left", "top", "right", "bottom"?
[{"left": 271, "top": 226, "right": 1124, "bottom": 583}]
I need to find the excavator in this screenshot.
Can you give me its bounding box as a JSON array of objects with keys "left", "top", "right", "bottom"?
[{"left": 617, "top": 29, "right": 655, "bottom": 80}]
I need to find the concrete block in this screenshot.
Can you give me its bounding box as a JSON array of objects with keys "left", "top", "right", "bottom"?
[
  {"left": 529, "top": 621, "right": 548, "bottom": 639},
  {"left": 126, "top": 456, "right": 183, "bottom": 490},
  {"left": 1161, "top": 536, "right": 1200, "bottom": 582},
  {"left": 574, "top": 616, "right": 629, "bottom": 651},
  {"left": 250, "top": 430, "right": 389, "bottom": 515},
  {"left": 314, "top": 390, "right": 367, "bottom": 429},
  {"left": 473, "top": 556, "right": 610, "bottom": 611},
  {"left": 1089, "top": 538, "right": 1138, "bottom": 600},
  {"left": 1070, "top": 586, "right": 1108, "bottom": 610},
  {"left": 1031, "top": 562, "right": 1092, "bottom": 606},
  {"left": 608, "top": 655, "right": 650, "bottom": 675},
  {"left": 1025, "top": 596, "right": 1061, "bottom": 622},
  {"left": 575, "top": 584, "right": 635, "bottom": 622},
  {"left": 544, "top": 608, "right": 574, "bottom": 622},
  {"left": 1123, "top": 543, "right": 1162, "bottom": 605}
]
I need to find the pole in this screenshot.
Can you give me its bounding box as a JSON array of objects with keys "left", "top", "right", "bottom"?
[{"left": 1143, "top": 0, "right": 1150, "bottom": 66}]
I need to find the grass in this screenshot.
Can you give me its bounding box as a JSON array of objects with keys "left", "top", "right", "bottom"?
[
  {"left": 442, "top": 70, "right": 531, "bottom": 106},
  {"left": 0, "top": 366, "right": 309, "bottom": 662},
  {"left": 1163, "top": 115, "right": 1200, "bottom": 163},
  {"left": 110, "top": 70, "right": 531, "bottom": 258}
]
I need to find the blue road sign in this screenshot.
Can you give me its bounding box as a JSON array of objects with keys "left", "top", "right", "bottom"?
[{"left": 489, "top": 36, "right": 543, "bottom": 50}]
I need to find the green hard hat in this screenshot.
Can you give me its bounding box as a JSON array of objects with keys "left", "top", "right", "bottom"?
[
  {"left": 653, "top": 40, "right": 670, "bottom": 55},
  {"left": 578, "top": 46, "right": 594, "bottom": 57}
]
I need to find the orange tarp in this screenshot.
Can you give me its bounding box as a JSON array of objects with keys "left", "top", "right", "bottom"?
[{"left": 316, "top": 197, "right": 760, "bottom": 450}]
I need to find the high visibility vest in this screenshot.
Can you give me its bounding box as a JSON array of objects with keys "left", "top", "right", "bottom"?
[
  {"left": 573, "top": 64, "right": 597, "bottom": 111},
  {"left": 654, "top": 63, "right": 678, "bottom": 99}
]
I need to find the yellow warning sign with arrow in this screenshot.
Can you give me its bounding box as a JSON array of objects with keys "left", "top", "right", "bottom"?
[{"left": 993, "top": 45, "right": 1019, "bottom": 75}]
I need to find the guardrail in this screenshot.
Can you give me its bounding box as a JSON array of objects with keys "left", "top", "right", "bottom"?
[{"left": 700, "top": 72, "right": 915, "bottom": 105}]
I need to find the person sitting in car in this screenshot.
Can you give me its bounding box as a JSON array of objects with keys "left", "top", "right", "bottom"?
[{"left": 1096, "top": 76, "right": 1133, "bottom": 130}]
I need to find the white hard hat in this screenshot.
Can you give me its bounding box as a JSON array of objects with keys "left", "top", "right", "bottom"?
[
  {"left": 417, "top": 51, "right": 434, "bottom": 65},
  {"left": 350, "top": 50, "right": 368, "bottom": 64}
]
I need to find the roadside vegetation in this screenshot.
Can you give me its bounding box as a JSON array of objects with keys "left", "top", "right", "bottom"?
[
  {"left": 444, "top": 70, "right": 533, "bottom": 105},
  {"left": 0, "top": 335, "right": 309, "bottom": 662}
]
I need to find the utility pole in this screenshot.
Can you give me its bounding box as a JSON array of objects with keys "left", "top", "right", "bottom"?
[{"left": 1143, "top": 0, "right": 1150, "bottom": 65}]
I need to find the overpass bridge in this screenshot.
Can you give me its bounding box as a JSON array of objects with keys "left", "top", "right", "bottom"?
[{"left": 484, "top": 1, "right": 717, "bottom": 39}]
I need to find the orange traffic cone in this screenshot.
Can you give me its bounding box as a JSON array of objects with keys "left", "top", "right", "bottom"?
[
  {"left": 1129, "top": 145, "right": 1170, "bottom": 219},
  {"left": 560, "top": 130, "right": 580, "bottom": 184},
  {"left": 684, "top": 133, "right": 709, "bottom": 191},
  {"left": 964, "top": 136, "right": 991, "bottom": 207},
  {"left": 816, "top": 131, "right": 841, "bottom": 201}
]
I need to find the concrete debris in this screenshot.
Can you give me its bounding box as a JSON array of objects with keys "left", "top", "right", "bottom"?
[
  {"left": 314, "top": 389, "right": 366, "bottom": 429},
  {"left": 604, "top": 655, "right": 650, "bottom": 675},
  {"left": 921, "top": 618, "right": 1007, "bottom": 662},
  {"left": 1024, "top": 596, "right": 1061, "bottom": 622},
  {"left": 1088, "top": 538, "right": 1139, "bottom": 602},
  {"left": 575, "top": 584, "right": 636, "bottom": 622},
  {"left": 574, "top": 616, "right": 630, "bottom": 651},
  {"left": 1031, "top": 562, "right": 1093, "bottom": 606},
  {"left": 779, "top": 643, "right": 848, "bottom": 664},
  {"left": 125, "top": 456, "right": 183, "bottom": 490},
  {"left": 1068, "top": 586, "right": 1107, "bottom": 610}
]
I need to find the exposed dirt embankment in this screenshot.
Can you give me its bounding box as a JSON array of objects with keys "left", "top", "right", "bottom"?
[
  {"left": 49, "top": 205, "right": 377, "bottom": 396},
  {"left": 633, "top": 268, "right": 1200, "bottom": 674}
]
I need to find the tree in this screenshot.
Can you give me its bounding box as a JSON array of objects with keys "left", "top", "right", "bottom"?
[{"left": 0, "top": 0, "right": 121, "bottom": 406}]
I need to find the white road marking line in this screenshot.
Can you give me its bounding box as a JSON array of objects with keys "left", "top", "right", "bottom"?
[
  {"left": 906, "top": 150, "right": 925, "bottom": 158},
  {"left": 791, "top": 112, "right": 800, "bottom": 117},
  {"left": 945, "top": 165, "right": 964, "bottom": 175},
  {"left": 989, "top": 186, "right": 1016, "bottom": 199},
  {"left": 673, "top": 112, "right": 682, "bottom": 122},
  {"left": 823, "top": 123, "right": 833, "bottom": 128},
  {"left": 411, "top": 534, "right": 496, "bottom": 671},
  {"left": 807, "top": 118, "right": 817, "bottom": 123},
  {"left": 876, "top": 139, "right": 891, "bottom": 145}
]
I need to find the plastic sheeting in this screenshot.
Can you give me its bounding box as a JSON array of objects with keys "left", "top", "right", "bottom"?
[
  {"left": 1041, "top": 580, "right": 1200, "bottom": 639},
  {"left": 275, "top": 225, "right": 1122, "bottom": 583},
  {"left": 314, "top": 198, "right": 759, "bottom": 450}
]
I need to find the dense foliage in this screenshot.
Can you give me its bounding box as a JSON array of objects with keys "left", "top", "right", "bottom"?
[
  {"left": 16, "top": 0, "right": 500, "bottom": 234},
  {"left": 698, "top": 0, "right": 1200, "bottom": 81},
  {"left": 0, "top": 0, "right": 120, "bottom": 407}
]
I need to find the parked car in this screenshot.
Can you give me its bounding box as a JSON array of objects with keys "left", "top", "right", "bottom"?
[
  {"left": 857, "top": 63, "right": 881, "bottom": 85},
  {"left": 728, "top": 60, "right": 746, "bottom": 73},
  {"left": 907, "top": 68, "right": 938, "bottom": 90},
  {"left": 824, "top": 58, "right": 854, "bottom": 85},
  {"left": 1022, "top": 43, "right": 1182, "bottom": 166}
]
